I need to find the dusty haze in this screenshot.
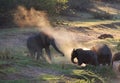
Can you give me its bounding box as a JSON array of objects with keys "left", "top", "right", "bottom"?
[{"left": 14, "top": 6, "right": 90, "bottom": 62}]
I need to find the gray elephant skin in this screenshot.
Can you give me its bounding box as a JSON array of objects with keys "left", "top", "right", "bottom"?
[
  {"left": 26, "top": 31, "right": 64, "bottom": 62},
  {"left": 91, "top": 44, "right": 112, "bottom": 66},
  {"left": 71, "top": 48, "right": 98, "bottom": 66}
]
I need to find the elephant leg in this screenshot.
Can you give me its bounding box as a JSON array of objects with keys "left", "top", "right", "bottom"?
[
  {"left": 45, "top": 47, "right": 52, "bottom": 64},
  {"left": 36, "top": 49, "right": 43, "bottom": 60},
  {"left": 93, "top": 54, "right": 99, "bottom": 66},
  {"left": 107, "top": 58, "right": 112, "bottom": 66},
  {"left": 77, "top": 57, "right": 82, "bottom": 66},
  {"left": 29, "top": 49, "right": 36, "bottom": 59}
]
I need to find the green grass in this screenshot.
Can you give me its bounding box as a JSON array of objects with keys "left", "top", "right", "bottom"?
[
  {"left": 34, "top": 63, "right": 114, "bottom": 83},
  {"left": 0, "top": 47, "right": 115, "bottom": 82},
  {"left": 0, "top": 79, "right": 30, "bottom": 83},
  {"left": 35, "top": 65, "right": 111, "bottom": 83},
  {"left": 0, "top": 49, "right": 115, "bottom": 83}
]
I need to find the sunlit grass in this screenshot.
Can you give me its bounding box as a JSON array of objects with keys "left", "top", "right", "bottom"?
[
  {"left": 0, "top": 47, "right": 115, "bottom": 83},
  {"left": 35, "top": 64, "right": 114, "bottom": 83},
  {"left": 72, "top": 69, "right": 104, "bottom": 83},
  {"left": 69, "top": 20, "right": 120, "bottom": 27},
  {"left": 37, "top": 74, "right": 61, "bottom": 81},
  {"left": 57, "top": 18, "right": 120, "bottom": 27}
]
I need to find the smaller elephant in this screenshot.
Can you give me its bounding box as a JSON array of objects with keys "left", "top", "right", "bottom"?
[
  {"left": 27, "top": 31, "right": 64, "bottom": 63},
  {"left": 91, "top": 44, "right": 112, "bottom": 66},
  {"left": 71, "top": 48, "right": 98, "bottom": 66},
  {"left": 112, "top": 52, "right": 120, "bottom": 61}
]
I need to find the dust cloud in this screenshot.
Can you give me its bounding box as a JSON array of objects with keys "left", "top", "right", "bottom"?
[{"left": 14, "top": 6, "right": 89, "bottom": 62}]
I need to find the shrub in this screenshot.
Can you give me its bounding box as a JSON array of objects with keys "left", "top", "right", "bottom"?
[{"left": 0, "top": 0, "right": 68, "bottom": 27}]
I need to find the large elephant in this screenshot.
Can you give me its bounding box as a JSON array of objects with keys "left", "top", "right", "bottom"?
[
  {"left": 26, "top": 31, "right": 64, "bottom": 63},
  {"left": 91, "top": 44, "right": 112, "bottom": 66},
  {"left": 71, "top": 48, "right": 98, "bottom": 66}
]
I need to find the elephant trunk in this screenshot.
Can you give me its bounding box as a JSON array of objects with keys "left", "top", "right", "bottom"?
[
  {"left": 51, "top": 39, "right": 64, "bottom": 56},
  {"left": 71, "top": 54, "right": 77, "bottom": 64}
]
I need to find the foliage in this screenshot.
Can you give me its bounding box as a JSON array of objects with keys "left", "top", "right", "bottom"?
[
  {"left": 0, "top": 46, "right": 115, "bottom": 83},
  {"left": 0, "top": 0, "right": 68, "bottom": 27},
  {"left": 55, "top": 0, "right": 68, "bottom": 14}
]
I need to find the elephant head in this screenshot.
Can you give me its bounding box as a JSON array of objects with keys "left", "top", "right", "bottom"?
[
  {"left": 71, "top": 48, "right": 98, "bottom": 66},
  {"left": 71, "top": 49, "right": 80, "bottom": 64}
]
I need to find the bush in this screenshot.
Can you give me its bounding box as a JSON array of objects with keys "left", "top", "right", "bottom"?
[{"left": 0, "top": 0, "right": 68, "bottom": 27}]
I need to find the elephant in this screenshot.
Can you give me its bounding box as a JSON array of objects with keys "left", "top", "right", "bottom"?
[
  {"left": 71, "top": 48, "right": 98, "bottom": 66},
  {"left": 91, "top": 44, "right": 112, "bottom": 66},
  {"left": 26, "top": 31, "right": 64, "bottom": 63},
  {"left": 112, "top": 52, "right": 120, "bottom": 61}
]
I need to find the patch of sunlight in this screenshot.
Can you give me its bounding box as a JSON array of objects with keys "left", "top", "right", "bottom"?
[
  {"left": 68, "top": 20, "right": 120, "bottom": 27},
  {"left": 97, "top": 6, "right": 120, "bottom": 14},
  {"left": 72, "top": 69, "right": 105, "bottom": 83},
  {"left": 74, "top": 79, "right": 93, "bottom": 83},
  {"left": 57, "top": 0, "right": 68, "bottom": 3},
  {"left": 38, "top": 74, "right": 61, "bottom": 81}
]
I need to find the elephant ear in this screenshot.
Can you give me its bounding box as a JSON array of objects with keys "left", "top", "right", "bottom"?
[
  {"left": 71, "top": 49, "right": 78, "bottom": 64},
  {"left": 76, "top": 48, "right": 83, "bottom": 55}
]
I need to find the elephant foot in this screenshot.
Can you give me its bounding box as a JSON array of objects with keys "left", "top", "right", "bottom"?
[
  {"left": 45, "top": 56, "right": 52, "bottom": 64},
  {"left": 48, "top": 60, "right": 52, "bottom": 64}
]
